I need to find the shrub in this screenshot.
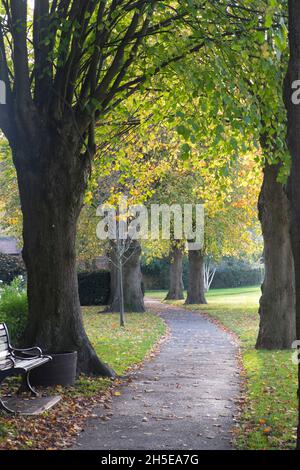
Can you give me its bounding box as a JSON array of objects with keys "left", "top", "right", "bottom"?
[
  {"left": 142, "top": 256, "right": 264, "bottom": 290},
  {"left": 211, "top": 258, "right": 264, "bottom": 289},
  {"left": 0, "top": 253, "right": 26, "bottom": 284},
  {"left": 0, "top": 277, "right": 28, "bottom": 344},
  {"left": 78, "top": 271, "right": 111, "bottom": 306}
]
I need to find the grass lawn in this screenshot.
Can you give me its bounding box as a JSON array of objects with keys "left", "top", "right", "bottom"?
[
  {"left": 83, "top": 308, "right": 166, "bottom": 376},
  {"left": 146, "top": 286, "right": 260, "bottom": 304},
  {"left": 147, "top": 286, "right": 298, "bottom": 450},
  {"left": 0, "top": 308, "right": 166, "bottom": 450}
]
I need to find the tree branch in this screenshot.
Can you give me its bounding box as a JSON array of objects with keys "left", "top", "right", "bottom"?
[
  {"left": 0, "top": 20, "right": 13, "bottom": 139},
  {"left": 33, "top": 0, "right": 52, "bottom": 108},
  {"left": 93, "top": 9, "right": 143, "bottom": 102},
  {"left": 10, "top": 0, "right": 32, "bottom": 109}
]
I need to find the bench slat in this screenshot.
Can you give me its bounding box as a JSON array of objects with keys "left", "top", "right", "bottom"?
[
  {"left": 0, "top": 323, "right": 51, "bottom": 375},
  {"left": 0, "top": 342, "right": 9, "bottom": 352},
  {"left": 0, "top": 354, "right": 11, "bottom": 362},
  {"left": 0, "top": 356, "right": 50, "bottom": 371},
  {"left": 0, "top": 361, "right": 14, "bottom": 371},
  {"left": 14, "top": 357, "right": 49, "bottom": 370},
  {"left": 0, "top": 350, "right": 10, "bottom": 359}
]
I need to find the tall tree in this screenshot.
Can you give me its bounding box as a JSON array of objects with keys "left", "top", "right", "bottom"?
[
  {"left": 109, "top": 239, "right": 145, "bottom": 313},
  {"left": 178, "top": 4, "right": 296, "bottom": 345},
  {"left": 0, "top": 0, "right": 206, "bottom": 375},
  {"left": 283, "top": 0, "right": 300, "bottom": 449},
  {"left": 256, "top": 162, "right": 295, "bottom": 349},
  {"left": 242, "top": 10, "right": 297, "bottom": 349},
  {"left": 186, "top": 248, "right": 207, "bottom": 304},
  {"left": 165, "top": 242, "right": 185, "bottom": 301}
]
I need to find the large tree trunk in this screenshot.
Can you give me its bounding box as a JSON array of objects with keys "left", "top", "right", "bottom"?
[
  {"left": 256, "top": 162, "right": 296, "bottom": 349},
  {"left": 284, "top": 1, "right": 300, "bottom": 448},
  {"left": 165, "top": 244, "right": 184, "bottom": 300},
  {"left": 110, "top": 240, "right": 145, "bottom": 312},
  {"left": 186, "top": 249, "right": 207, "bottom": 305},
  {"left": 13, "top": 136, "right": 114, "bottom": 377}
]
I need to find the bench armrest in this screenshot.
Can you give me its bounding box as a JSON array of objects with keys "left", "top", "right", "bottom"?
[
  {"left": 11, "top": 347, "right": 43, "bottom": 359},
  {"left": 0, "top": 356, "right": 16, "bottom": 369}
]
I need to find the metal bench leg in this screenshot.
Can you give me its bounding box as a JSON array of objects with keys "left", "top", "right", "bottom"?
[
  {"left": 0, "top": 396, "right": 16, "bottom": 414},
  {"left": 18, "top": 371, "right": 39, "bottom": 397},
  {"left": 0, "top": 376, "right": 16, "bottom": 414},
  {"left": 25, "top": 371, "right": 39, "bottom": 397}
]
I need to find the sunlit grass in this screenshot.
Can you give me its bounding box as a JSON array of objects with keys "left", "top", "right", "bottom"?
[
  {"left": 146, "top": 285, "right": 260, "bottom": 303},
  {"left": 83, "top": 307, "right": 166, "bottom": 375}
]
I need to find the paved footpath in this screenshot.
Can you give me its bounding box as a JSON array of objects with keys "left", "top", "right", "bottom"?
[{"left": 75, "top": 300, "right": 240, "bottom": 450}]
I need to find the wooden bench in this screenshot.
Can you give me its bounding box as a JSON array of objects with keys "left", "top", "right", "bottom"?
[{"left": 0, "top": 322, "right": 52, "bottom": 413}]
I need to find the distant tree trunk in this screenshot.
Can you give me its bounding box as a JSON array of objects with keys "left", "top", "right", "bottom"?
[
  {"left": 14, "top": 137, "right": 114, "bottom": 377},
  {"left": 165, "top": 244, "right": 184, "bottom": 300},
  {"left": 110, "top": 240, "right": 145, "bottom": 312},
  {"left": 108, "top": 243, "right": 118, "bottom": 308},
  {"left": 186, "top": 249, "right": 207, "bottom": 305},
  {"left": 204, "top": 262, "right": 216, "bottom": 292},
  {"left": 256, "top": 163, "right": 296, "bottom": 349}
]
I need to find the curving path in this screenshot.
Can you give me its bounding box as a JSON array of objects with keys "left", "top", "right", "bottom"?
[{"left": 74, "top": 300, "right": 240, "bottom": 450}]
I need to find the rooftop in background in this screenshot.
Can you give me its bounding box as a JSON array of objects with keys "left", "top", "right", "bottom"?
[{"left": 0, "top": 237, "right": 22, "bottom": 256}]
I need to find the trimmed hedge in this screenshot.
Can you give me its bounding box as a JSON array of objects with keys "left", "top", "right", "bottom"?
[
  {"left": 78, "top": 271, "right": 111, "bottom": 306},
  {"left": 211, "top": 267, "right": 263, "bottom": 289},
  {"left": 142, "top": 256, "right": 264, "bottom": 290},
  {"left": 210, "top": 258, "right": 264, "bottom": 289},
  {"left": 0, "top": 253, "right": 26, "bottom": 284}
]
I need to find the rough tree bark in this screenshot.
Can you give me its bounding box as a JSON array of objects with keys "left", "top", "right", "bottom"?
[
  {"left": 284, "top": 0, "right": 300, "bottom": 448},
  {"left": 12, "top": 128, "right": 114, "bottom": 377},
  {"left": 165, "top": 244, "right": 184, "bottom": 300},
  {"left": 186, "top": 249, "right": 207, "bottom": 305},
  {"left": 256, "top": 162, "right": 296, "bottom": 349},
  {"left": 109, "top": 240, "right": 145, "bottom": 312}
]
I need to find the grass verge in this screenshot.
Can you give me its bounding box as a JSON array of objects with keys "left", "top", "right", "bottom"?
[
  {"left": 0, "top": 309, "right": 166, "bottom": 450},
  {"left": 151, "top": 287, "right": 298, "bottom": 450}
]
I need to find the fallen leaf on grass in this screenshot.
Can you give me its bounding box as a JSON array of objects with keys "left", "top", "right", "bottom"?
[{"left": 263, "top": 427, "right": 272, "bottom": 435}]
